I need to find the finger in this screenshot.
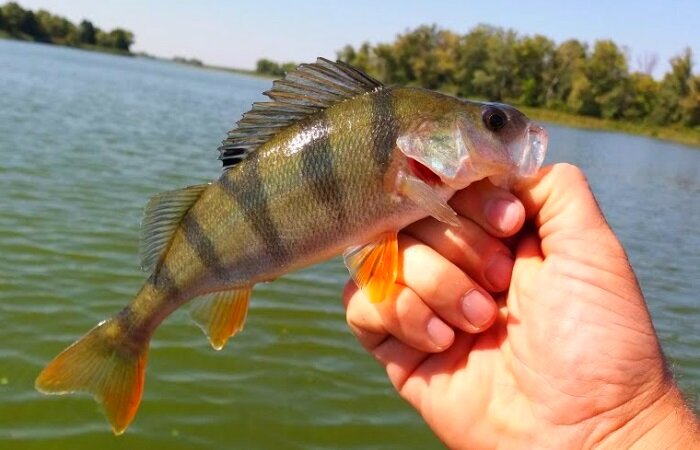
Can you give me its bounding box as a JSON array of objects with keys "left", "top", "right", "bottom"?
[
  {"left": 373, "top": 332, "right": 479, "bottom": 411},
  {"left": 344, "top": 280, "right": 455, "bottom": 353},
  {"left": 403, "top": 215, "right": 514, "bottom": 292},
  {"left": 372, "top": 336, "right": 429, "bottom": 396},
  {"left": 512, "top": 164, "right": 624, "bottom": 259},
  {"left": 509, "top": 232, "right": 544, "bottom": 316},
  {"left": 513, "top": 164, "right": 603, "bottom": 228},
  {"left": 398, "top": 235, "right": 499, "bottom": 333},
  {"left": 449, "top": 179, "right": 526, "bottom": 237},
  {"left": 343, "top": 281, "right": 387, "bottom": 351},
  {"left": 400, "top": 331, "right": 478, "bottom": 406}
]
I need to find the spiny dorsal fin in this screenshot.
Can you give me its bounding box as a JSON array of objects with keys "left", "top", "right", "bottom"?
[
  {"left": 139, "top": 183, "right": 209, "bottom": 271},
  {"left": 218, "top": 57, "right": 383, "bottom": 169}
]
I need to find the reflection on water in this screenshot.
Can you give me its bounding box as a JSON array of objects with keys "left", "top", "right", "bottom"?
[{"left": 0, "top": 40, "right": 698, "bottom": 449}]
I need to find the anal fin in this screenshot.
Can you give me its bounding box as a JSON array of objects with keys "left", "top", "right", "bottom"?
[
  {"left": 189, "top": 287, "right": 252, "bottom": 350},
  {"left": 343, "top": 232, "right": 398, "bottom": 304}
]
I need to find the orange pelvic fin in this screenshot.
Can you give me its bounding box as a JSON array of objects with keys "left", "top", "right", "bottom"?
[
  {"left": 189, "top": 287, "right": 252, "bottom": 350},
  {"left": 343, "top": 232, "right": 398, "bottom": 303},
  {"left": 35, "top": 318, "right": 149, "bottom": 435}
]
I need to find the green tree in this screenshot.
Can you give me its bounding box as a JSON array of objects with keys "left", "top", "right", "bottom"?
[
  {"left": 580, "top": 40, "right": 630, "bottom": 118},
  {"left": 36, "top": 9, "right": 78, "bottom": 45},
  {"left": 247, "top": 23, "right": 700, "bottom": 131},
  {"left": 77, "top": 19, "right": 96, "bottom": 45},
  {"left": 95, "top": 28, "right": 133, "bottom": 51},
  {"left": 470, "top": 27, "right": 518, "bottom": 101},
  {"left": 513, "top": 34, "right": 555, "bottom": 106},
  {"left": 338, "top": 42, "right": 375, "bottom": 76},
  {"left": 2, "top": 2, "right": 47, "bottom": 40},
  {"left": 567, "top": 74, "right": 597, "bottom": 116},
  {"left": 109, "top": 28, "right": 133, "bottom": 51},
  {"left": 651, "top": 48, "right": 694, "bottom": 125},
  {"left": 624, "top": 72, "right": 658, "bottom": 120},
  {"left": 280, "top": 62, "right": 297, "bottom": 74},
  {"left": 337, "top": 45, "right": 357, "bottom": 66},
  {"left": 373, "top": 42, "right": 401, "bottom": 84},
  {"left": 1, "top": 2, "right": 26, "bottom": 33},
  {"left": 387, "top": 25, "right": 460, "bottom": 90},
  {"left": 679, "top": 74, "right": 700, "bottom": 126},
  {"left": 547, "top": 39, "right": 588, "bottom": 109},
  {"left": 255, "top": 58, "right": 279, "bottom": 75},
  {"left": 456, "top": 25, "right": 493, "bottom": 97}
]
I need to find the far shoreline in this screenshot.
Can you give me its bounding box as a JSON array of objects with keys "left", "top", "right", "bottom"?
[
  {"left": 3, "top": 37, "right": 698, "bottom": 149},
  {"left": 151, "top": 56, "right": 700, "bottom": 149}
]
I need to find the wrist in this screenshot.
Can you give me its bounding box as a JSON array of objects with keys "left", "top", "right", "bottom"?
[{"left": 595, "top": 383, "right": 699, "bottom": 449}]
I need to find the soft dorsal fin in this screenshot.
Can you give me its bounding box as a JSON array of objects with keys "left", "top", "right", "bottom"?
[
  {"left": 218, "top": 57, "right": 383, "bottom": 168},
  {"left": 139, "top": 183, "right": 209, "bottom": 271}
]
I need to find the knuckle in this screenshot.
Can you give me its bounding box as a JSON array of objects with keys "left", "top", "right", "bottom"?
[
  {"left": 345, "top": 298, "right": 368, "bottom": 329},
  {"left": 393, "top": 290, "right": 415, "bottom": 323},
  {"left": 554, "top": 163, "right": 588, "bottom": 185},
  {"left": 342, "top": 281, "right": 358, "bottom": 308}
]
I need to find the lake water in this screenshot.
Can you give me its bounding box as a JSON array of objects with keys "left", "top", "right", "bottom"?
[{"left": 0, "top": 40, "right": 698, "bottom": 449}]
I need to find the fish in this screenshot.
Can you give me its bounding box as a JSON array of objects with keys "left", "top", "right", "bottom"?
[{"left": 35, "top": 58, "right": 548, "bottom": 434}]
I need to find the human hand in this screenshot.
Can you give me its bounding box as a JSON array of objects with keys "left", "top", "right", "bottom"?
[{"left": 344, "top": 163, "right": 699, "bottom": 449}]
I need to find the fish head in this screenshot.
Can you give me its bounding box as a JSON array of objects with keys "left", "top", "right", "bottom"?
[{"left": 397, "top": 100, "right": 548, "bottom": 190}]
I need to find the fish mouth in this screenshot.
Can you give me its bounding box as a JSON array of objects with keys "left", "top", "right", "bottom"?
[
  {"left": 515, "top": 123, "right": 548, "bottom": 178},
  {"left": 486, "top": 122, "right": 548, "bottom": 189}
]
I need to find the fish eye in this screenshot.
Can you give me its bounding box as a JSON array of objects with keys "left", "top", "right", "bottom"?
[{"left": 482, "top": 106, "right": 508, "bottom": 132}]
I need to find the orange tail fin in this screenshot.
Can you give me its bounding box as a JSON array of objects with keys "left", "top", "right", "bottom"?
[{"left": 35, "top": 318, "right": 149, "bottom": 435}]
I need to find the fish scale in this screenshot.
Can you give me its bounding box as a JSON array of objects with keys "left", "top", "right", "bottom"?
[{"left": 35, "top": 57, "right": 548, "bottom": 434}]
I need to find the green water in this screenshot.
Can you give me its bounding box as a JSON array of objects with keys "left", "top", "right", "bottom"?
[{"left": 1, "top": 40, "right": 699, "bottom": 449}]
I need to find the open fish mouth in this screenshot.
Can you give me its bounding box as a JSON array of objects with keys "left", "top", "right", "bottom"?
[{"left": 516, "top": 123, "right": 548, "bottom": 178}]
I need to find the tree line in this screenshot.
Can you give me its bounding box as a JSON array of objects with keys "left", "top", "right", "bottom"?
[
  {"left": 0, "top": 2, "right": 134, "bottom": 52},
  {"left": 259, "top": 25, "right": 700, "bottom": 128}
]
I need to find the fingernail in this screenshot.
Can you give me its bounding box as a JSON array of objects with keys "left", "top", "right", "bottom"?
[
  {"left": 426, "top": 317, "right": 454, "bottom": 349},
  {"left": 461, "top": 290, "right": 494, "bottom": 329},
  {"left": 484, "top": 252, "right": 514, "bottom": 291},
  {"left": 486, "top": 198, "right": 521, "bottom": 233}
]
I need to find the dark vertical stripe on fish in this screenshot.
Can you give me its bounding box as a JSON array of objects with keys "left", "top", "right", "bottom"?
[
  {"left": 299, "top": 114, "right": 346, "bottom": 226},
  {"left": 152, "top": 264, "right": 182, "bottom": 300},
  {"left": 182, "top": 213, "right": 227, "bottom": 280},
  {"left": 371, "top": 89, "right": 398, "bottom": 171},
  {"left": 219, "top": 158, "right": 288, "bottom": 262}
]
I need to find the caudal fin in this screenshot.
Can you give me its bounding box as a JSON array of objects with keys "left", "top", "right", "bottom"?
[{"left": 35, "top": 318, "right": 149, "bottom": 435}]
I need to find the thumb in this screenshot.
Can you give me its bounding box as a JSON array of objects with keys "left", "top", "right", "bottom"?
[{"left": 512, "top": 163, "right": 624, "bottom": 260}]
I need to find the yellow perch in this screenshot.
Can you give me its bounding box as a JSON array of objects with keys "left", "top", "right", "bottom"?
[{"left": 36, "top": 58, "right": 548, "bottom": 434}]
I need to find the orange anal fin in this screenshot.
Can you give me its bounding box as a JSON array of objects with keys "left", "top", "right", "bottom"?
[
  {"left": 35, "top": 319, "right": 148, "bottom": 435},
  {"left": 189, "top": 287, "right": 251, "bottom": 351},
  {"left": 343, "top": 232, "right": 398, "bottom": 303}
]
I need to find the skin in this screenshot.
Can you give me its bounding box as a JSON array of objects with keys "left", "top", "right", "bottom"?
[{"left": 343, "top": 163, "right": 700, "bottom": 449}]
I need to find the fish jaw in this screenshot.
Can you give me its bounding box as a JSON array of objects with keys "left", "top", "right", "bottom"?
[
  {"left": 450, "top": 106, "right": 549, "bottom": 189},
  {"left": 514, "top": 123, "right": 548, "bottom": 178}
]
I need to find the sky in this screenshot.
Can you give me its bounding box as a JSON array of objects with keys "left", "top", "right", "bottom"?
[{"left": 15, "top": 0, "right": 700, "bottom": 78}]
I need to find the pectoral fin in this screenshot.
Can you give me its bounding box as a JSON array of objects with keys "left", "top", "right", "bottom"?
[
  {"left": 343, "top": 232, "right": 398, "bottom": 304},
  {"left": 189, "top": 287, "right": 252, "bottom": 350},
  {"left": 400, "top": 175, "right": 460, "bottom": 227}
]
